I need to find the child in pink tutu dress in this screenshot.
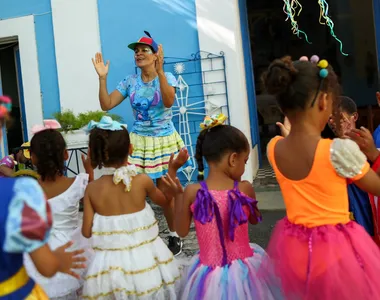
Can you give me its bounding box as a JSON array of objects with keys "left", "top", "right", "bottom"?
[
  {"left": 260, "top": 55, "right": 380, "bottom": 299},
  {"left": 162, "top": 114, "right": 282, "bottom": 300}
]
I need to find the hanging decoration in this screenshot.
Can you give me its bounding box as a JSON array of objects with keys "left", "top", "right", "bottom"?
[
  {"left": 283, "top": 0, "right": 347, "bottom": 56},
  {"left": 317, "top": 0, "right": 348, "bottom": 56},
  {"left": 283, "top": 0, "right": 311, "bottom": 43}
]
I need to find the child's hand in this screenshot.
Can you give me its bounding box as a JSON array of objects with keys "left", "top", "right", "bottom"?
[
  {"left": 169, "top": 149, "right": 189, "bottom": 171},
  {"left": 276, "top": 117, "right": 291, "bottom": 137},
  {"left": 346, "top": 127, "right": 380, "bottom": 162},
  {"left": 161, "top": 174, "right": 184, "bottom": 196},
  {"left": 339, "top": 112, "right": 354, "bottom": 138},
  {"left": 53, "top": 241, "right": 86, "bottom": 279},
  {"left": 81, "top": 151, "right": 94, "bottom": 180}
]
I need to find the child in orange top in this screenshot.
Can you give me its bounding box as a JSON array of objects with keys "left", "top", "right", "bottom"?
[{"left": 260, "top": 55, "right": 380, "bottom": 299}]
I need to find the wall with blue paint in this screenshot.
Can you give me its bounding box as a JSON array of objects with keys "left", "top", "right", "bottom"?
[{"left": 0, "top": 0, "right": 60, "bottom": 118}]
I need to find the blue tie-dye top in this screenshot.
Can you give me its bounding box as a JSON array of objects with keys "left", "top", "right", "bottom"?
[{"left": 116, "top": 72, "right": 177, "bottom": 137}]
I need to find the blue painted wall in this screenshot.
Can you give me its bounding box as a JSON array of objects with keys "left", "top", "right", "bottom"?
[
  {"left": 97, "top": 0, "right": 200, "bottom": 130},
  {"left": 0, "top": 0, "right": 60, "bottom": 119}
]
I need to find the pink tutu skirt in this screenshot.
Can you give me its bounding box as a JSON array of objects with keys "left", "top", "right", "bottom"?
[
  {"left": 260, "top": 218, "right": 380, "bottom": 300},
  {"left": 180, "top": 243, "right": 282, "bottom": 300}
]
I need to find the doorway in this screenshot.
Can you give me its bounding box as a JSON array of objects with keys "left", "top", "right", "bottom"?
[
  {"left": 245, "top": 0, "right": 378, "bottom": 167},
  {"left": 0, "top": 40, "right": 26, "bottom": 157}
]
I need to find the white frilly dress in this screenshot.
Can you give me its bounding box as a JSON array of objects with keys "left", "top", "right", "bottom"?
[
  {"left": 24, "top": 173, "right": 94, "bottom": 300},
  {"left": 81, "top": 165, "right": 182, "bottom": 300}
]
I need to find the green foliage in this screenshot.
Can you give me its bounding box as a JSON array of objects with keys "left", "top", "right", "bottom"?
[
  {"left": 53, "top": 110, "right": 123, "bottom": 133},
  {"left": 53, "top": 110, "right": 79, "bottom": 132}
]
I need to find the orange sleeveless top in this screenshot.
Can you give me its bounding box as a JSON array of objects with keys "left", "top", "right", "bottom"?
[{"left": 267, "top": 136, "right": 370, "bottom": 227}]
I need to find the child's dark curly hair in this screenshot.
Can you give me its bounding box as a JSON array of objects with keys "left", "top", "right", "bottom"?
[
  {"left": 262, "top": 56, "right": 340, "bottom": 113},
  {"left": 30, "top": 129, "right": 66, "bottom": 181},
  {"left": 339, "top": 96, "right": 357, "bottom": 115},
  {"left": 89, "top": 127, "right": 130, "bottom": 169},
  {"left": 195, "top": 125, "right": 249, "bottom": 181}
]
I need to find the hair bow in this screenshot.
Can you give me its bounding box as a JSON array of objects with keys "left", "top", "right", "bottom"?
[
  {"left": 200, "top": 113, "right": 228, "bottom": 131},
  {"left": 0, "top": 96, "right": 12, "bottom": 119},
  {"left": 85, "top": 116, "right": 127, "bottom": 133},
  {"left": 31, "top": 119, "right": 62, "bottom": 135}
]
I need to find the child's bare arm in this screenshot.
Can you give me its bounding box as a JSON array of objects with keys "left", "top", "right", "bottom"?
[
  {"left": 144, "top": 175, "right": 170, "bottom": 207},
  {"left": 160, "top": 174, "right": 195, "bottom": 237},
  {"left": 240, "top": 181, "right": 262, "bottom": 225},
  {"left": 0, "top": 165, "right": 14, "bottom": 177},
  {"left": 82, "top": 185, "right": 95, "bottom": 238},
  {"left": 29, "top": 242, "right": 86, "bottom": 278},
  {"left": 175, "top": 183, "right": 198, "bottom": 237},
  {"left": 29, "top": 244, "right": 60, "bottom": 277}
]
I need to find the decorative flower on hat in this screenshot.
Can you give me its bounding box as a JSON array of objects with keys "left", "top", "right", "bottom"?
[
  {"left": 200, "top": 113, "right": 228, "bottom": 131},
  {"left": 31, "top": 119, "right": 62, "bottom": 135},
  {"left": 85, "top": 116, "right": 127, "bottom": 133}
]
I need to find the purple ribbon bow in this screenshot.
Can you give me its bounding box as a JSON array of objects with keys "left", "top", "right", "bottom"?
[
  {"left": 193, "top": 187, "right": 216, "bottom": 224},
  {"left": 193, "top": 181, "right": 263, "bottom": 266},
  {"left": 228, "top": 188, "right": 262, "bottom": 241}
]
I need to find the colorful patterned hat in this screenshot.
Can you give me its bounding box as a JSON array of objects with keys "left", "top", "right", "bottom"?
[{"left": 128, "top": 31, "right": 158, "bottom": 53}]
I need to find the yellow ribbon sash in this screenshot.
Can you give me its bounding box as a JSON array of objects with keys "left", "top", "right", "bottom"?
[{"left": 0, "top": 266, "right": 29, "bottom": 296}]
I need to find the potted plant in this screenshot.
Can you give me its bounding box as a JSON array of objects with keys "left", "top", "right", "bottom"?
[{"left": 53, "top": 110, "right": 123, "bottom": 148}]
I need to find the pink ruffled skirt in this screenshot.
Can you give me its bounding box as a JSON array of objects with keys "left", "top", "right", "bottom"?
[{"left": 259, "top": 218, "right": 380, "bottom": 300}]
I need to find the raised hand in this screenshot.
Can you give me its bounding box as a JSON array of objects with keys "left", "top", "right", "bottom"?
[
  {"left": 53, "top": 241, "right": 86, "bottom": 279},
  {"left": 276, "top": 117, "right": 291, "bottom": 137},
  {"left": 92, "top": 52, "right": 109, "bottom": 79},
  {"left": 339, "top": 112, "right": 354, "bottom": 138},
  {"left": 81, "top": 150, "right": 94, "bottom": 181},
  {"left": 155, "top": 45, "right": 164, "bottom": 73},
  {"left": 346, "top": 127, "right": 380, "bottom": 162},
  {"left": 169, "top": 149, "right": 189, "bottom": 171},
  {"left": 161, "top": 174, "right": 184, "bottom": 196}
]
